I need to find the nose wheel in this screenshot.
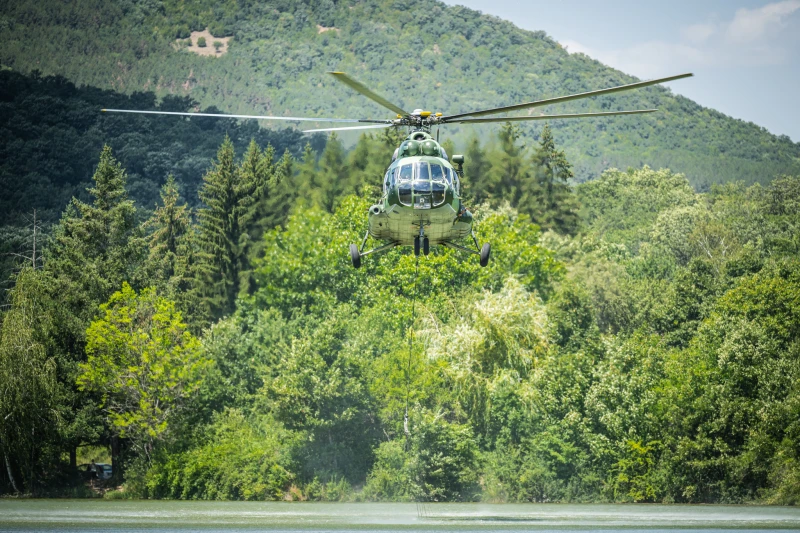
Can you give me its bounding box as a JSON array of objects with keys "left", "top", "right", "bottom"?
[
  {"left": 414, "top": 236, "right": 430, "bottom": 256},
  {"left": 414, "top": 221, "right": 431, "bottom": 257}
]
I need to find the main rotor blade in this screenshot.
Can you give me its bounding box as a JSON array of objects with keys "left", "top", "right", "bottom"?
[
  {"left": 453, "top": 109, "right": 659, "bottom": 124},
  {"left": 303, "top": 124, "right": 393, "bottom": 133},
  {"left": 441, "top": 72, "right": 693, "bottom": 121},
  {"left": 329, "top": 72, "right": 409, "bottom": 117},
  {"left": 101, "top": 108, "right": 366, "bottom": 123}
]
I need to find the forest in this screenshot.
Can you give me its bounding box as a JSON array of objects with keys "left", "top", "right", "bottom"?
[
  {"left": 0, "top": 69, "right": 324, "bottom": 289},
  {"left": 1, "top": 111, "right": 799, "bottom": 504},
  {"left": 2, "top": 0, "right": 800, "bottom": 187},
  {"left": 1, "top": 0, "right": 800, "bottom": 507}
]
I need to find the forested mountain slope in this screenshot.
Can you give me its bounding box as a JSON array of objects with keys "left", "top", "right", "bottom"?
[
  {"left": 0, "top": 69, "right": 322, "bottom": 226},
  {"left": 1, "top": 0, "right": 798, "bottom": 187}
]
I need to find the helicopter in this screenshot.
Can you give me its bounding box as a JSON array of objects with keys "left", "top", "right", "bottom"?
[{"left": 102, "top": 70, "right": 692, "bottom": 268}]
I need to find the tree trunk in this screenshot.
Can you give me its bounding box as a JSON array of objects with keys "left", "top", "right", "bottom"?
[
  {"left": 3, "top": 449, "right": 20, "bottom": 494},
  {"left": 69, "top": 447, "right": 77, "bottom": 469},
  {"left": 111, "top": 436, "right": 122, "bottom": 484}
]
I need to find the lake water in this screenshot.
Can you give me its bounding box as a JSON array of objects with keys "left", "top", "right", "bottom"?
[{"left": 1, "top": 500, "right": 799, "bottom": 532}]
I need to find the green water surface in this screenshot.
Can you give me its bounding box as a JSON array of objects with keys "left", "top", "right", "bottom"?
[{"left": 1, "top": 500, "right": 799, "bottom": 532}]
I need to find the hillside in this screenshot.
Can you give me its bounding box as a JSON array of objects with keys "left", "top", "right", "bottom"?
[
  {"left": 1, "top": 0, "right": 799, "bottom": 187},
  {"left": 0, "top": 69, "right": 323, "bottom": 225}
]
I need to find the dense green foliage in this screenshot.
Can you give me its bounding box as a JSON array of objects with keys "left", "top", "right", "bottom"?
[
  {"left": 0, "top": 109, "right": 799, "bottom": 503},
  {"left": 1, "top": 0, "right": 798, "bottom": 190}
]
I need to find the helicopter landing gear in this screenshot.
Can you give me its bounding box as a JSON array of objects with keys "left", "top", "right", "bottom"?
[
  {"left": 350, "top": 244, "right": 361, "bottom": 269},
  {"left": 414, "top": 223, "right": 430, "bottom": 257},
  {"left": 480, "top": 243, "right": 491, "bottom": 267},
  {"left": 349, "top": 231, "right": 399, "bottom": 268},
  {"left": 413, "top": 236, "right": 430, "bottom": 256},
  {"left": 441, "top": 230, "right": 491, "bottom": 267}
]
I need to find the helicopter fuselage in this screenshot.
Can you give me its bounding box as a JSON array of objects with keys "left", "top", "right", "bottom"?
[
  {"left": 349, "top": 131, "right": 489, "bottom": 267},
  {"left": 367, "top": 154, "right": 472, "bottom": 247}
]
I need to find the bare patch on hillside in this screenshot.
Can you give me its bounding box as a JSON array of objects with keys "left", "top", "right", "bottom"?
[
  {"left": 175, "top": 29, "right": 231, "bottom": 57},
  {"left": 317, "top": 24, "right": 340, "bottom": 34}
]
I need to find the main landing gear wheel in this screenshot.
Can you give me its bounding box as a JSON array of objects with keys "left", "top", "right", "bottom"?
[
  {"left": 350, "top": 244, "right": 361, "bottom": 269},
  {"left": 480, "top": 243, "right": 491, "bottom": 267},
  {"left": 423, "top": 237, "right": 430, "bottom": 256},
  {"left": 414, "top": 236, "right": 421, "bottom": 257}
]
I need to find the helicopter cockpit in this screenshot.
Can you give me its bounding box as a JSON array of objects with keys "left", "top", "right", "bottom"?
[{"left": 384, "top": 160, "right": 459, "bottom": 209}]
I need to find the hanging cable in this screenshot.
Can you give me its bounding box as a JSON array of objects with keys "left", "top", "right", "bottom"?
[{"left": 404, "top": 253, "right": 420, "bottom": 444}]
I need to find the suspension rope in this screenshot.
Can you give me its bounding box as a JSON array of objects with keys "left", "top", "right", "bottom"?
[{"left": 404, "top": 253, "right": 420, "bottom": 445}]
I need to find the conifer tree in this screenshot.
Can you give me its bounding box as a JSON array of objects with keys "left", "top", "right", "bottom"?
[
  {"left": 486, "top": 123, "right": 530, "bottom": 207},
  {"left": 295, "top": 143, "right": 318, "bottom": 205},
  {"left": 463, "top": 135, "right": 491, "bottom": 204},
  {"left": 195, "top": 136, "right": 244, "bottom": 320},
  {"left": 238, "top": 140, "right": 276, "bottom": 296},
  {"left": 48, "top": 145, "right": 143, "bottom": 305},
  {"left": 316, "top": 133, "right": 347, "bottom": 211},
  {"left": 525, "top": 124, "right": 580, "bottom": 235},
  {"left": 44, "top": 145, "right": 145, "bottom": 476},
  {"left": 346, "top": 133, "right": 387, "bottom": 201},
  {"left": 145, "top": 175, "right": 190, "bottom": 286},
  {"left": 265, "top": 149, "right": 295, "bottom": 227}
]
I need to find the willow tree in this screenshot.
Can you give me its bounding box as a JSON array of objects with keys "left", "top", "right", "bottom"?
[{"left": 0, "top": 269, "right": 59, "bottom": 494}]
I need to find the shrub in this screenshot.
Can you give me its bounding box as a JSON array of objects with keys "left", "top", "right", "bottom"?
[
  {"left": 175, "top": 25, "right": 190, "bottom": 39},
  {"left": 131, "top": 410, "right": 299, "bottom": 500},
  {"left": 364, "top": 411, "right": 480, "bottom": 502},
  {"left": 197, "top": 37, "right": 207, "bottom": 47}
]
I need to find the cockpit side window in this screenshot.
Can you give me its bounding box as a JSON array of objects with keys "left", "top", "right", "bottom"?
[
  {"left": 449, "top": 168, "right": 460, "bottom": 196},
  {"left": 384, "top": 168, "right": 394, "bottom": 195}
]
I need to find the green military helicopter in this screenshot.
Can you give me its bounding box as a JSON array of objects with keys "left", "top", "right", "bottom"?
[{"left": 103, "top": 71, "right": 692, "bottom": 268}]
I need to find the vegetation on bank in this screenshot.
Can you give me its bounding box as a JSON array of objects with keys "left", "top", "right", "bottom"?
[
  {"left": 2, "top": 0, "right": 799, "bottom": 187},
  {"left": 0, "top": 116, "right": 799, "bottom": 504}
]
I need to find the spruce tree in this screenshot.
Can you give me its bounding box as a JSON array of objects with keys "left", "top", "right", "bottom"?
[
  {"left": 486, "top": 122, "right": 530, "bottom": 207},
  {"left": 265, "top": 149, "right": 295, "bottom": 227},
  {"left": 316, "top": 133, "right": 347, "bottom": 211},
  {"left": 525, "top": 124, "right": 580, "bottom": 235},
  {"left": 238, "top": 140, "right": 276, "bottom": 296},
  {"left": 48, "top": 145, "right": 144, "bottom": 323},
  {"left": 145, "top": 175, "right": 190, "bottom": 285},
  {"left": 195, "top": 136, "right": 244, "bottom": 320},
  {"left": 294, "top": 143, "right": 318, "bottom": 209},
  {"left": 45, "top": 145, "right": 145, "bottom": 476},
  {"left": 347, "top": 133, "right": 399, "bottom": 201},
  {"left": 463, "top": 135, "right": 491, "bottom": 204}
]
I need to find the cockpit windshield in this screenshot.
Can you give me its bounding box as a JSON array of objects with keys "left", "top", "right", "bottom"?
[{"left": 396, "top": 161, "right": 448, "bottom": 208}]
